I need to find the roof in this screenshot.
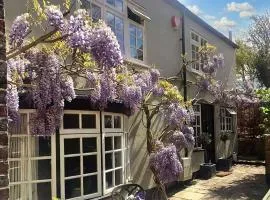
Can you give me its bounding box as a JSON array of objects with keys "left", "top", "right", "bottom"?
[{"left": 165, "top": 0, "right": 238, "bottom": 49}]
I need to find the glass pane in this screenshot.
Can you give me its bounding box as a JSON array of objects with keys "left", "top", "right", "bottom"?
[
  {"left": 9, "top": 113, "right": 28, "bottom": 135},
  {"left": 82, "top": 114, "right": 96, "bottom": 129},
  {"left": 10, "top": 161, "right": 28, "bottom": 182},
  {"left": 105, "top": 153, "right": 113, "bottom": 170},
  {"left": 65, "top": 178, "right": 81, "bottom": 199},
  {"left": 115, "top": 151, "right": 122, "bottom": 167},
  {"left": 137, "top": 39, "right": 143, "bottom": 50},
  {"left": 31, "top": 182, "right": 52, "bottom": 200},
  {"left": 65, "top": 157, "right": 80, "bottom": 177},
  {"left": 83, "top": 138, "right": 97, "bottom": 153},
  {"left": 137, "top": 28, "right": 143, "bottom": 39},
  {"left": 31, "top": 137, "right": 51, "bottom": 157},
  {"left": 130, "top": 47, "right": 137, "bottom": 58},
  {"left": 129, "top": 24, "right": 136, "bottom": 36},
  {"left": 115, "top": 17, "right": 124, "bottom": 31},
  {"left": 115, "top": 169, "right": 123, "bottom": 185},
  {"left": 10, "top": 184, "right": 29, "bottom": 200},
  {"left": 84, "top": 175, "right": 98, "bottom": 195},
  {"left": 114, "top": 116, "right": 121, "bottom": 129},
  {"left": 196, "top": 116, "right": 200, "bottom": 125},
  {"left": 81, "top": 0, "right": 91, "bottom": 9},
  {"left": 130, "top": 36, "right": 136, "bottom": 48},
  {"left": 9, "top": 136, "right": 28, "bottom": 158},
  {"left": 197, "top": 127, "right": 200, "bottom": 135},
  {"left": 114, "top": 136, "right": 122, "bottom": 149},
  {"left": 106, "top": 172, "right": 113, "bottom": 189},
  {"left": 115, "top": 0, "right": 123, "bottom": 11},
  {"left": 31, "top": 159, "right": 51, "bottom": 180},
  {"left": 83, "top": 155, "right": 97, "bottom": 174},
  {"left": 106, "top": 0, "right": 114, "bottom": 6},
  {"left": 137, "top": 50, "right": 143, "bottom": 61},
  {"left": 106, "top": 12, "right": 115, "bottom": 29},
  {"left": 91, "top": 4, "right": 101, "bottom": 22},
  {"left": 63, "top": 114, "right": 79, "bottom": 129},
  {"left": 105, "top": 115, "right": 113, "bottom": 128},
  {"left": 64, "top": 138, "right": 80, "bottom": 155},
  {"left": 105, "top": 137, "right": 113, "bottom": 151}
]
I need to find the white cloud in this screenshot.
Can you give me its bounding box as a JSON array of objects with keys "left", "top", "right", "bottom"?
[
  {"left": 204, "top": 15, "right": 216, "bottom": 20},
  {"left": 227, "top": 2, "right": 256, "bottom": 18},
  {"left": 187, "top": 5, "right": 202, "bottom": 15},
  {"left": 214, "top": 17, "right": 237, "bottom": 29}
]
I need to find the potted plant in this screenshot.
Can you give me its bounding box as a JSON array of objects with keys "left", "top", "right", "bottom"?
[
  {"left": 217, "top": 132, "right": 233, "bottom": 171},
  {"left": 199, "top": 132, "right": 216, "bottom": 179}
]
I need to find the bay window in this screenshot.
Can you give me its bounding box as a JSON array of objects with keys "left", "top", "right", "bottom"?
[{"left": 106, "top": 0, "right": 124, "bottom": 12}]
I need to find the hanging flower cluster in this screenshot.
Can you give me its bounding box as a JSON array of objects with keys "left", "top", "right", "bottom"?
[{"left": 149, "top": 145, "right": 183, "bottom": 184}]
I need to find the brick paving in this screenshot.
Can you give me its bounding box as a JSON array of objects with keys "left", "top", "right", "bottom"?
[{"left": 169, "top": 164, "right": 268, "bottom": 200}]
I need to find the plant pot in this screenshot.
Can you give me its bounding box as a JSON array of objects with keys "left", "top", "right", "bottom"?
[
  {"left": 217, "top": 158, "right": 232, "bottom": 171},
  {"left": 199, "top": 163, "right": 216, "bottom": 179}
]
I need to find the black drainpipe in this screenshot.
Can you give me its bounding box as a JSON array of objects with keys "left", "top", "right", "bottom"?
[{"left": 181, "top": 9, "right": 187, "bottom": 102}]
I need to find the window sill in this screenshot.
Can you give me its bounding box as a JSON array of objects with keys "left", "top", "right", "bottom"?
[
  {"left": 193, "top": 148, "right": 205, "bottom": 152},
  {"left": 187, "top": 66, "right": 205, "bottom": 77},
  {"left": 124, "top": 57, "right": 149, "bottom": 69}
]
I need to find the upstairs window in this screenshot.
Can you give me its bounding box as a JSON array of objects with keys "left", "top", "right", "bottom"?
[
  {"left": 106, "top": 12, "right": 125, "bottom": 53},
  {"left": 106, "top": 0, "right": 123, "bottom": 12},
  {"left": 129, "top": 24, "right": 143, "bottom": 61},
  {"left": 81, "top": 0, "right": 101, "bottom": 23},
  {"left": 220, "top": 108, "right": 233, "bottom": 132},
  {"left": 191, "top": 44, "right": 200, "bottom": 70}
]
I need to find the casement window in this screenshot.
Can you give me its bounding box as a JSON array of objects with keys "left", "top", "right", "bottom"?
[
  {"left": 220, "top": 108, "right": 233, "bottom": 132},
  {"left": 106, "top": 12, "right": 125, "bottom": 53},
  {"left": 129, "top": 24, "right": 143, "bottom": 61},
  {"left": 192, "top": 104, "right": 202, "bottom": 148},
  {"left": 190, "top": 31, "right": 207, "bottom": 71},
  {"left": 8, "top": 111, "right": 55, "bottom": 200},
  {"left": 9, "top": 110, "right": 130, "bottom": 200}
]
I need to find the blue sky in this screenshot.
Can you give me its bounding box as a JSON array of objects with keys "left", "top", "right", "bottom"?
[{"left": 178, "top": 0, "right": 270, "bottom": 40}]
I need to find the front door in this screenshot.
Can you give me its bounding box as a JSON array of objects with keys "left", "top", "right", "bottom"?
[{"left": 201, "top": 104, "right": 215, "bottom": 163}]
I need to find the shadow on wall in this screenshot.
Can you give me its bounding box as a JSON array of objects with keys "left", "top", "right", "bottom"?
[
  {"left": 128, "top": 111, "right": 166, "bottom": 190},
  {"left": 208, "top": 173, "right": 267, "bottom": 199},
  {"left": 216, "top": 132, "right": 237, "bottom": 159}
]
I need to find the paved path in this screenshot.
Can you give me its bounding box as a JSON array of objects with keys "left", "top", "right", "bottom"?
[{"left": 169, "top": 165, "right": 268, "bottom": 200}]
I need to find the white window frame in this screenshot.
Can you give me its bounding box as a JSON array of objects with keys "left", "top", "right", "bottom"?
[
  {"left": 60, "top": 134, "right": 102, "bottom": 200},
  {"left": 190, "top": 31, "right": 207, "bottom": 72},
  {"left": 128, "top": 20, "right": 145, "bottom": 62},
  {"left": 8, "top": 109, "right": 57, "bottom": 199},
  {"left": 102, "top": 112, "right": 124, "bottom": 133},
  {"left": 220, "top": 108, "right": 233, "bottom": 132},
  {"left": 192, "top": 104, "right": 202, "bottom": 148}
]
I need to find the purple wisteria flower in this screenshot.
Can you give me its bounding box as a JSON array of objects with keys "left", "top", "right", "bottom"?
[
  {"left": 164, "top": 103, "right": 189, "bottom": 127},
  {"left": 9, "top": 13, "right": 30, "bottom": 48},
  {"left": 150, "top": 68, "right": 160, "bottom": 85},
  {"left": 45, "top": 5, "right": 65, "bottom": 30},
  {"left": 169, "top": 130, "right": 187, "bottom": 150},
  {"left": 91, "top": 22, "right": 123, "bottom": 68},
  {"left": 149, "top": 145, "right": 183, "bottom": 184},
  {"left": 120, "top": 85, "right": 142, "bottom": 114}
]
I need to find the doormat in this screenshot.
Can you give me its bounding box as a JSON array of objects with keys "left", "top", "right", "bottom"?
[{"left": 216, "top": 171, "right": 233, "bottom": 177}]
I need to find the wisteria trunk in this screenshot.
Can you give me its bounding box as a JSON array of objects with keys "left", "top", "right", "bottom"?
[{"left": 144, "top": 105, "right": 168, "bottom": 200}]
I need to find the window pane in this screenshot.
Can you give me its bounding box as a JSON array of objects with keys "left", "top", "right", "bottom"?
[
  {"left": 81, "top": 0, "right": 90, "bottom": 9},
  {"left": 84, "top": 175, "right": 98, "bottom": 195},
  {"left": 31, "top": 137, "right": 51, "bottom": 157},
  {"left": 115, "top": 17, "right": 124, "bottom": 31},
  {"left": 106, "top": 172, "right": 113, "bottom": 189},
  {"left": 83, "top": 138, "right": 97, "bottom": 153},
  {"left": 130, "top": 36, "right": 136, "bottom": 48},
  {"left": 106, "top": 0, "right": 114, "bottom": 6},
  {"left": 83, "top": 155, "right": 97, "bottom": 174},
  {"left": 115, "top": 151, "right": 122, "bottom": 167},
  {"left": 9, "top": 136, "right": 28, "bottom": 158},
  {"left": 31, "top": 182, "right": 52, "bottom": 200},
  {"left": 129, "top": 24, "right": 136, "bottom": 36},
  {"left": 91, "top": 4, "right": 101, "bottom": 22},
  {"left": 114, "top": 136, "right": 122, "bottom": 149},
  {"left": 115, "top": 169, "right": 123, "bottom": 185},
  {"left": 105, "top": 153, "right": 113, "bottom": 170},
  {"left": 82, "top": 114, "right": 96, "bottom": 129},
  {"left": 196, "top": 116, "right": 200, "bottom": 125},
  {"left": 105, "top": 115, "right": 113, "bottom": 128},
  {"left": 115, "top": 0, "right": 123, "bottom": 11},
  {"left": 65, "top": 157, "right": 80, "bottom": 177},
  {"left": 63, "top": 114, "right": 79, "bottom": 129},
  {"left": 137, "top": 50, "right": 143, "bottom": 61},
  {"left": 65, "top": 178, "right": 81, "bottom": 199},
  {"left": 106, "top": 12, "right": 115, "bottom": 29},
  {"left": 130, "top": 47, "right": 137, "bottom": 58},
  {"left": 10, "top": 161, "right": 28, "bottom": 182},
  {"left": 114, "top": 116, "right": 121, "bottom": 129},
  {"left": 137, "top": 28, "right": 143, "bottom": 39},
  {"left": 105, "top": 137, "right": 113, "bottom": 151},
  {"left": 31, "top": 159, "right": 51, "bottom": 180},
  {"left": 64, "top": 138, "right": 80, "bottom": 155},
  {"left": 10, "top": 184, "right": 29, "bottom": 200}
]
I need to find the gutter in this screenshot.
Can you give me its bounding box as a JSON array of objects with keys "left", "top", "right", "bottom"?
[{"left": 181, "top": 8, "right": 187, "bottom": 102}]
